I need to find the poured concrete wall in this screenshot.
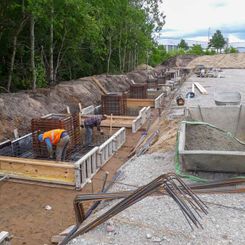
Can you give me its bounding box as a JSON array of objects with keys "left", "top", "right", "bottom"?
[
  {"left": 186, "top": 104, "right": 245, "bottom": 140},
  {"left": 179, "top": 122, "right": 245, "bottom": 173}
]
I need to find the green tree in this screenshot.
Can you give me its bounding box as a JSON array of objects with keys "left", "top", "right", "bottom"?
[
  {"left": 0, "top": 0, "right": 166, "bottom": 92},
  {"left": 178, "top": 39, "right": 188, "bottom": 50},
  {"left": 188, "top": 44, "right": 204, "bottom": 55},
  {"left": 208, "top": 30, "right": 226, "bottom": 53},
  {"left": 224, "top": 46, "right": 238, "bottom": 54}
]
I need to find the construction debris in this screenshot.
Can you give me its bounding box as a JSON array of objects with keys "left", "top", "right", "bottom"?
[{"left": 193, "top": 82, "right": 208, "bottom": 95}]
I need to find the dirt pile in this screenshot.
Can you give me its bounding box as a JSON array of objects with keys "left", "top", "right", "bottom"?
[
  {"left": 161, "top": 55, "right": 197, "bottom": 68},
  {"left": 187, "top": 53, "right": 245, "bottom": 69},
  {"left": 0, "top": 69, "right": 160, "bottom": 141}
]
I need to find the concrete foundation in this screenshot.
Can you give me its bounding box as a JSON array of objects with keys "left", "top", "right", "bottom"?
[
  {"left": 185, "top": 105, "right": 245, "bottom": 140},
  {"left": 178, "top": 121, "right": 245, "bottom": 173}
]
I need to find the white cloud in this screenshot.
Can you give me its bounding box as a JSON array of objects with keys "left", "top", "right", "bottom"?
[{"left": 160, "top": 0, "right": 245, "bottom": 41}]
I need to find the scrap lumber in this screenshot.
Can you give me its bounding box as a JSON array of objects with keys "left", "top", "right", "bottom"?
[
  {"left": 194, "top": 82, "right": 208, "bottom": 95},
  {"left": 92, "top": 77, "right": 108, "bottom": 95}
]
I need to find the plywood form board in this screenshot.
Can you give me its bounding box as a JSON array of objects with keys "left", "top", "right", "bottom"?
[
  {"left": 126, "top": 98, "right": 155, "bottom": 108},
  {"left": 80, "top": 115, "right": 134, "bottom": 129},
  {"left": 0, "top": 156, "right": 75, "bottom": 185}
]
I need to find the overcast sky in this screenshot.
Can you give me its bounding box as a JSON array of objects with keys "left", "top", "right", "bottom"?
[{"left": 159, "top": 0, "right": 245, "bottom": 42}]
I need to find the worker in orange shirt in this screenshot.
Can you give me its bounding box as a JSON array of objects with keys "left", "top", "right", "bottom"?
[{"left": 38, "top": 129, "right": 70, "bottom": 161}]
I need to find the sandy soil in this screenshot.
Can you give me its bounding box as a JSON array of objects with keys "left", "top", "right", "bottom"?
[
  {"left": 187, "top": 53, "right": 245, "bottom": 69},
  {"left": 0, "top": 129, "right": 141, "bottom": 245}
]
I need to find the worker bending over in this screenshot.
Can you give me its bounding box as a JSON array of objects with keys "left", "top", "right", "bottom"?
[
  {"left": 83, "top": 115, "right": 107, "bottom": 146},
  {"left": 38, "top": 129, "right": 70, "bottom": 161}
]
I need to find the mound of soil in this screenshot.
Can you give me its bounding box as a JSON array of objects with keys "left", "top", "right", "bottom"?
[
  {"left": 0, "top": 67, "right": 161, "bottom": 141},
  {"left": 161, "top": 55, "right": 197, "bottom": 67},
  {"left": 187, "top": 53, "right": 245, "bottom": 69}
]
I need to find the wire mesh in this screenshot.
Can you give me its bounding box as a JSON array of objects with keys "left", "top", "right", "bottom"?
[
  {"left": 101, "top": 93, "right": 127, "bottom": 115},
  {"left": 129, "top": 84, "right": 148, "bottom": 99},
  {"left": 31, "top": 113, "right": 81, "bottom": 160}
]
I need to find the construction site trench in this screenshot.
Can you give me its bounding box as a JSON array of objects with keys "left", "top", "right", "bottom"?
[{"left": 1, "top": 54, "right": 245, "bottom": 245}]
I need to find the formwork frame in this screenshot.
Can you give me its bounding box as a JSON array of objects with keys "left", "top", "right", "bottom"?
[
  {"left": 0, "top": 127, "right": 126, "bottom": 190},
  {"left": 79, "top": 106, "right": 151, "bottom": 133},
  {"left": 126, "top": 92, "right": 165, "bottom": 109}
]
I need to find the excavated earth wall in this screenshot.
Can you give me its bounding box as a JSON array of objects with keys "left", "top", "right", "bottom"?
[{"left": 0, "top": 68, "right": 160, "bottom": 141}]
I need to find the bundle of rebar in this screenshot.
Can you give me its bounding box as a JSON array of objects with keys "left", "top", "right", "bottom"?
[
  {"left": 60, "top": 173, "right": 208, "bottom": 244},
  {"left": 101, "top": 93, "right": 127, "bottom": 115}
]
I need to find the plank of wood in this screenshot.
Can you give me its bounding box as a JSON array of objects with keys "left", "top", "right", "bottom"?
[
  {"left": 92, "top": 77, "right": 108, "bottom": 94},
  {"left": 192, "top": 83, "right": 195, "bottom": 93},
  {"left": 109, "top": 113, "right": 113, "bottom": 135},
  {"left": 101, "top": 121, "right": 132, "bottom": 128},
  {"left": 194, "top": 82, "right": 208, "bottom": 95},
  {"left": 127, "top": 98, "right": 155, "bottom": 108},
  {"left": 104, "top": 115, "right": 135, "bottom": 119},
  {"left": 80, "top": 115, "right": 134, "bottom": 128},
  {"left": 0, "top": 156, "right": 75, "bottom": 184},
  {"left": 78, "top": 103, "right": 83, "bottom": 114},
  {"left": 0, "top": 156, "right": 74, "bottom": 168}
]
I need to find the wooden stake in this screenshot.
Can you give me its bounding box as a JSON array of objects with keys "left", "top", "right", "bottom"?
[
  {"left": 66, "top": 106, "right": 71, "bottom": 114},
  {"left": 109, "top": 113, "right": 113, "bottom": 135},
  {"left": 78, "top": 103, "right": 82, "bottom": 112}
]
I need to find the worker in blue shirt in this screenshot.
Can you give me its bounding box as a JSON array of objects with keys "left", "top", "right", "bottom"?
[{"left": 83, "top": 115, "right": 107, "bottom": 146}]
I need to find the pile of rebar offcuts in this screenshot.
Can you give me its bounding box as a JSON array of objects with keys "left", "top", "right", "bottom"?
[{"left": 60, "top": 173, "right": 208, "bottom": 245}]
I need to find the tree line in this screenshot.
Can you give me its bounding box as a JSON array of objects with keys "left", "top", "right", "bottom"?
[
  {"left": 177, "top": 30, "right": 238, "bottom": 55},
  {"left": 0, "top": 0, "right": 165, "bottom": 92}
]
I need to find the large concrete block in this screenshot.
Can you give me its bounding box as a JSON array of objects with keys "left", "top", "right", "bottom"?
[{"left": 178, "top": 122, "right": 245, "bottom": 173}]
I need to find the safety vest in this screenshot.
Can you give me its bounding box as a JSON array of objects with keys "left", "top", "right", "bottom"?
[{"left": 43, "top": 129, "right": 65, "bottom": 145}]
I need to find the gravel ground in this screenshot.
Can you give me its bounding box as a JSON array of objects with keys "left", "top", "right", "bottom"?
[{"left": 68, "top": 152, "right": 245, "bottom": 245}]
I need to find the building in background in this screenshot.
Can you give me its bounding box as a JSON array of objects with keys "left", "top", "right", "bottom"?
[{"left": 159, "top": 38, "right": 245, "bottom": 53}]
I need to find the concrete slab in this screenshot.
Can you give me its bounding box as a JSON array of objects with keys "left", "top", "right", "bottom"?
[{"left": 178, "top": 69, "right": 245, "bottom": 107}]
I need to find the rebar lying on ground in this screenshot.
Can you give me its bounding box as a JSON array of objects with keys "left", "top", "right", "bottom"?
[{"left": 60, "top": 173, "right": 208, "bottom": 245}]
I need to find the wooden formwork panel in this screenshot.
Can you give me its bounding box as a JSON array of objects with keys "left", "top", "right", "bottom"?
[
  {"left": 0, "top": 156, "right": 75, "bottom": 185},
  {"left": 126, "top": 98, "right": 155, "bottom": 108},
  {"left": 80, "top": 115, "right": 134, "bottom": 129}
]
